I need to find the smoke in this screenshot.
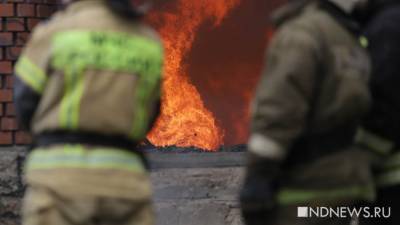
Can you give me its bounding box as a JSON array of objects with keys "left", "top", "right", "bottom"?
[{"left": 188, "top": 0, "right": 282, "bottom": 145}]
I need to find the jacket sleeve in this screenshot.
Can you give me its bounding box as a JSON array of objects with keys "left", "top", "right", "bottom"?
[
  {"left": 362, "top": 14, "right": 400, "bottom": 140},
  {"left": 14, "top": 76, "right": 41, "bottom": 130},
  {"left": 14, "top": 24, "right": 51, "bottom": 131},
  {"left": 248, "top": 25, "right": 320, "bottom": 161}
]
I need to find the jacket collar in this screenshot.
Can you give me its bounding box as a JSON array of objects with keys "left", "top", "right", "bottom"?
[
  {"left": 318, "top": 0, "right": 362, "bottom": 35},
  {"left": 66, "top": 0, "right": 106, "bottom": 13},
  {"left": 271, "top": 0, "right": 361, "bottom": 35},
  {"left": 271, "top": 0, "right": 313, "bottom": 27}
]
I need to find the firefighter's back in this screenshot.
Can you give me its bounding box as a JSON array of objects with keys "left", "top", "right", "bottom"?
[{"left": 15, "top": 1, "right": 163, "bottom": 225}]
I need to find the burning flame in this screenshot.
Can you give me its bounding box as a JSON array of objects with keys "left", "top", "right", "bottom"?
[{"left": 146, "top": 0, "right": 241, "bottom": 151}]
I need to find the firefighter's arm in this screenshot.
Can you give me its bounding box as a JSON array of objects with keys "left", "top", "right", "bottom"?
[
  {"left": 240, "top": 26, "right": 320, "bottom": 220},
  {"left": 14, "top": 25, "right": 51, "bottom": 130},
  {"left": 249, "top": 26, "right": 320, "bottom": 160},
  {"left": 14, "top": 76, "right": 41, "bottom": 131},
  {"left": 361, "top": 20, "right": 400, "bottom": 143}
]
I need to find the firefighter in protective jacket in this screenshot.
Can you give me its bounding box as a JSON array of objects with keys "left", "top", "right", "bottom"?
[
  {"left": 14, "top": 0, "right": 163, "bottom": 224},
  {"left": 240, "top": 0, "right": 374, "bottom": 224}
]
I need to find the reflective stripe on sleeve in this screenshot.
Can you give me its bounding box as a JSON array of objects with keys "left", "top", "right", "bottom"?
[
  {"left": 277, "top": 185, "right": 375, "bottom": 205},
  {"left": 15, "top": 56, "right": 48, "bottom": 94},
  {"left": 355, "top": 128, "right": 394, "bottom": 155},
  {"left": 381, "top": 152, "right": 400, "bottom": 171},
  {"left": 377, "top": 170, "right": 400, "bottom": 188},
  {"left": 359, "top": 36, "right": 369, "bottom": 49},
  {"left": 376, "top": 152, "right": 400, "bottom": 187},
  {"left": 248, "top": 133, "right": 286, "bottom": 160},
  {"left": 25, "top": 145, "right": 146, "bottom": 172}
]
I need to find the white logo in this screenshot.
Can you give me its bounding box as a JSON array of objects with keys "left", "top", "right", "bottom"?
[
  {"left": 297, "top": 207, "right": 391, "bottom": 219},
  {"left": 297, "top": 207, "right": 309, "bottom": 218}
]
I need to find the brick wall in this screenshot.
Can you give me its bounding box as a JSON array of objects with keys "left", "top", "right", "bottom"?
[
  {"left": 1, "top": 1, "right": 58, "bottom": 224},
  {"left": 0, "top": 0, "right": 59, "bottom": 146}
]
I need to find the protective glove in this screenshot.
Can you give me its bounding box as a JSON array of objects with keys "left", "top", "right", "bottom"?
[{"left": 240, "top": 152, "right": 281, "bottom": 225}]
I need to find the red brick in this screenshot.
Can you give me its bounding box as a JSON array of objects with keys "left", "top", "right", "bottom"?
[
  {"left": 5, "top": 103, "right": 15, "bottom": 116},
  {"left": 36, "top": 5, "right": 56, "bottom": 18},
  {"left": 1, "top": 117, "right": 18, "bottom": 130},
  {"left": 15, "top": 131, "right": 32, "bottom": 145},
  {"left": 0, "top": 61, "right": 13, "bottom": 74},
  {"left": 0, "top": 4, "right": 14, "bottom": 17},
  {"left": 0, "top": 32, "right": 13, "bottom": 46},
  {"left": 17, "top": 4, "right": 35, "bottom": 17},
  {"left": 27, "top": 18, "right": 41, "bottom": 31},
  {"left": 6, "top": 18, "right": 25, "bottom": 31},
  {"left": 0, "top": 48, "right": 3, "bottom": 60},
  {"left": 0, "top": 132, "right": 13, "bottom": 145},
  {"left": 5, "top": 75, "right": 14, "bottom": 89},
  {"left": 0, "top": 104, "right": 3, "bottom": 116},
  {"left": 6, "top": 46, "right": 22, "bottom": 60},
  {"left": 16, "top": 32, "right": 29, "bottom": 46},
  {"left": 0, "top": 90, "right": 13, "bottom": 102}
]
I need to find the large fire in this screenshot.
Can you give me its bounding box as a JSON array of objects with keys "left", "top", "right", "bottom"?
[
  {"left": 146, "top": 0, "right": 241, "bottom": 151},
  {"left": 147, "top": 0, "right": 284, "bottom": 151}
]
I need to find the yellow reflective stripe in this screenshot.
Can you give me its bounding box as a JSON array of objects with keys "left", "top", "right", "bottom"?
[
  {"left": 60, "top": 67, "right": 85, "bottom": 129},
  {"left": 130, "top": 69, "right": 161, "bottom": 140},
  {"left": 277, "top": 185, "right": 375, "bottom": 205},
  {"left": 26, "top": 145, "right": 145, "bottom": 172},
  {"left": 130, "top": 78, "right": 151, "bottom": 139},
  {"left": 355, "top": 128, "right": 394, "bottom": 155},
  {"left": 51, "top": 31, "right": 163, "bottom": 136},
  {"left": 15, "top": 56, "right": 47, "bottom": 94}
]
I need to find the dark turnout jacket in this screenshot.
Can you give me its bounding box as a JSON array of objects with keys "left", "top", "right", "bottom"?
[
  {"left": 248, "top": 0, "right": 374, "bottom": 205},
  {"left": 361, "top": 0, "right": 400, "bottom": 188},
  {"left": 363, "top": 1, "right": 400, "bottom": 144}
]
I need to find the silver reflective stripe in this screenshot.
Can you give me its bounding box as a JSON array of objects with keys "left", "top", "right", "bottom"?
[
  {"left": 376, "top": 152, "right": 400, "bottom": 187},
  {"left": 355, "top": 128, "right": 394, "bottom": 155},
  {"left": 377, "top": 170, "right": 400, "bottom": 188},
  {"left": 248, "top": 134, "right": 286, "bottom": 160},
  {"left": 382, "top": 152, "right": 400, "bottom": 171}
]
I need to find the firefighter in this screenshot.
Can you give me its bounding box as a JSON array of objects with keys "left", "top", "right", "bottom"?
[
  {"left": 14, "top": 0, "right": 163, "bottom": 224},
  {"left": 240, "top": 0, "right": 375, "bottom": 224},
  {"left": 356, "top": 0, "right": 400, "bottom": 224}
]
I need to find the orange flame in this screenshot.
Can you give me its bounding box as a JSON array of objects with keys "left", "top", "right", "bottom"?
[{"left": 146, "top": 0, "right": 240, "bottom": 151}]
